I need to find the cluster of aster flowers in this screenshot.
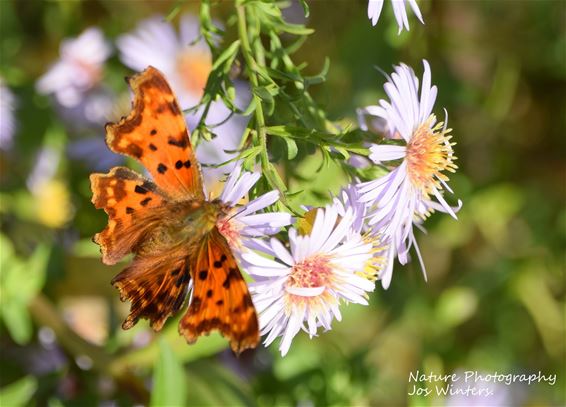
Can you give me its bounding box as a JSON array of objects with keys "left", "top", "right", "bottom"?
[
  {"left": 26, "top": 1, "right": 460, "bottom": 356},
  {"left": 216, "top": 58, "right": 459, "bottom": 355}
]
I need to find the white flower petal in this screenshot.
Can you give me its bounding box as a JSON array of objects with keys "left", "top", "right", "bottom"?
[
  {"left": 279, "top": 311, "right": 302, "bottom": 356},
  {"left": 285, "top": 286, "right": 325, "bottom": 297},
  {"left": 369, "top": 144, "right": 407, "bottom": 163}
]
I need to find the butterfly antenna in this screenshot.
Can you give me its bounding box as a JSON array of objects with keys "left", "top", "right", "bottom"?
[{"left": 226, "top": 205, "right": 248, "bottom": 222}]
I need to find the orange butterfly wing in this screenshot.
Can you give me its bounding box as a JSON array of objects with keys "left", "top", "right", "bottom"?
[
  {"left": 90, "top": 166, "right": 168, "bottom": 265},
  {"left": 112, "top": 251, "right": 192, "bottom": 331},
  {"left": 106, "top": 66, "right": 205, "bottom": 201},
  {"left": 179, "top": 227, "right": 259, "bottom": 354}
]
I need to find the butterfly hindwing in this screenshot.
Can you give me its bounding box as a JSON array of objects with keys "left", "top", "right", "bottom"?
[
  {"left": 90, "top": 166, "right": 168, "bottom": 265},
  {"left": 112, "top": 252, "right": 192, "bottom": 331},
  {"left": 106, "top": 66, "right": 205, "bottom": 201},
  {"left": 179, "top": 227, "right": 259, "bottom": 354}
]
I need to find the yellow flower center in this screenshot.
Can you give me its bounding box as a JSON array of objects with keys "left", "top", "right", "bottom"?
[
  {"left": 405, "top": 115, "right": 458, "bottom": 195},
  {"left": 176, "top": 49, "right": 212, "bottom": 97}
]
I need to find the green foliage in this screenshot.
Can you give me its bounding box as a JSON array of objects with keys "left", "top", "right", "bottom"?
[
  {"left": 0, "top": 376, "right": 37, "bottom": 406},
  {"left": 0, "top": 235, "right": 50, "bottom": 345},
  {"left": 150, "top": 339, "right": 187, "bottom": 407}
]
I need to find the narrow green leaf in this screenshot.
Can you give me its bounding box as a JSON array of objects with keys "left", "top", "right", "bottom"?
[
  {"left": 1, "top": 303, "right": 32, "bottom": 345},
  {"left": 211, "top": 40, "right": 241, "bottom": 71},
  {"left": 150, "top": 338, "right": 188, "bottom": 407},
  {"left": 241, "top": 98, "right": 257, "bottom": 116},
  {"left": 298, "top": 0, "right": 310, "bottom": 17},
  {"left": 284, "top": 137, "right": 298, "bottom": 160},
  {"left": 266, "top": 163, "right": 288, "bottom": 193},
  {"left": 252, "top": 87, "right": 273, "bottom": 103},
  {"left": 239, "top": 145, "right": 262, "bottom": 160},
  {"left": 0, "top": 376, "right": 37, "bottom": 406},
  {"left": 165, "top": 5, "right": 181, "bottom": 22},
  {"left": 280, "top": 23, "right": 314, "bottom": 36},
  {"left": 334, "top": 146, "right": 350, "bottom": 160},
  {"left": 304, "top": 57, "right": 330, "bottom": 86}
]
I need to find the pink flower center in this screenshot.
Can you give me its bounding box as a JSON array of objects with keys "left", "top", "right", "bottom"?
[
  {"left": 216, "top": 216, "right": 242, "bottom": 249},
  {"left": 176, "top": 49, "right": 212, "bottom": 97},
  {"left": 405, "top": 116, "right": 457, "bottom": 195},
  {"left": 288, "top": 255, "right": 332, "bottom": 289}
]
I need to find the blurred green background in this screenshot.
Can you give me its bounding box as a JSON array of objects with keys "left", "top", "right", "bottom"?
[{"left": 1, "top": 0, "right": 564, "bottom": 406}]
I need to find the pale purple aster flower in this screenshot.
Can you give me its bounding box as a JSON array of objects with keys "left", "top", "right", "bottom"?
[
  {"left": 36, "top": 27, "right": 111, "bottom": 107},
  {"left": 243, "top": 205, "right": 381, "bottom": 356},
  {"left": 67, "top": 137, "right": 123, "bottom": 171},
  {"left": 56, "top": 87, "right": 115, "bottom": 130},
  {"left": 0, "top": 78, "right": 16, "bottom": 150},
  {"left": 332, "top": 184, "right": 368, "bottom": 235},
  {"left": 216, "top": 165, "right": 292, "bottom": 253},
  {"left": 116, "top": 15, "right": 250, "bottom": 188},
  {"left": 56, "top": 86, "right": 120, "bottom": 171},
  {"left": 357, "top": 60, "right": 461, "bottom": 289},
  {"left": 367, "top": 0, "right": 424, "bottom": 34}
]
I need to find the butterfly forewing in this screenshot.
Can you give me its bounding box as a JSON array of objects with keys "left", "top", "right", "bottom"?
[{"left": 106, "top": 66, "right": 205, "bottom": 201}]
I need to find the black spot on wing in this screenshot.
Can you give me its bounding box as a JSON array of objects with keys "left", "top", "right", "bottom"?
[
  {"left": 167, "top": 135, "right": 188, "bottom": 149},
  {"left": 242, "top": 295, "right": 254, "bottom": 310},
  {"left": 157, "top": 163, "right": 168, "bottom": 174},
  {"left": 190, "top": 296, "right": 202, "bottom": 313},
  {"left": 126, "top": 144, "right": 143, "bottom": 158},
  {"left": 222, "top": 268, "right": 240, "bottom": 289},
  {"left": 168, "top": 101, "right": 181, "bottom": 116},
  {"left": 135, "top": 185, "right": 148, "bottom": 194},
  {"left": 133, "top": 180, "right": 157, "bottom": 195}
]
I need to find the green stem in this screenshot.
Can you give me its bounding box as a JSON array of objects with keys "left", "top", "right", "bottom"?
[
  {"left": 236, "top": 5, "right": 268, "bottom": 168},
  {"left": 236, "top": 3, "right": 291, "bottom": 203}
]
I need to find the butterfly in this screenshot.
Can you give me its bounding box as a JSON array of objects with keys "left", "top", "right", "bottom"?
[{"left": 90, "top": 66, "right": 259, "bottom": 353}]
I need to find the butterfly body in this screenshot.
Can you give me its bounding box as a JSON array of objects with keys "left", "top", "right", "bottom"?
[
  {"left": 90, "top": 66, "right": 259, "bottom": 353},
  {"left": 132, "top": 199, "right": 226, "bottom": 256}
]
